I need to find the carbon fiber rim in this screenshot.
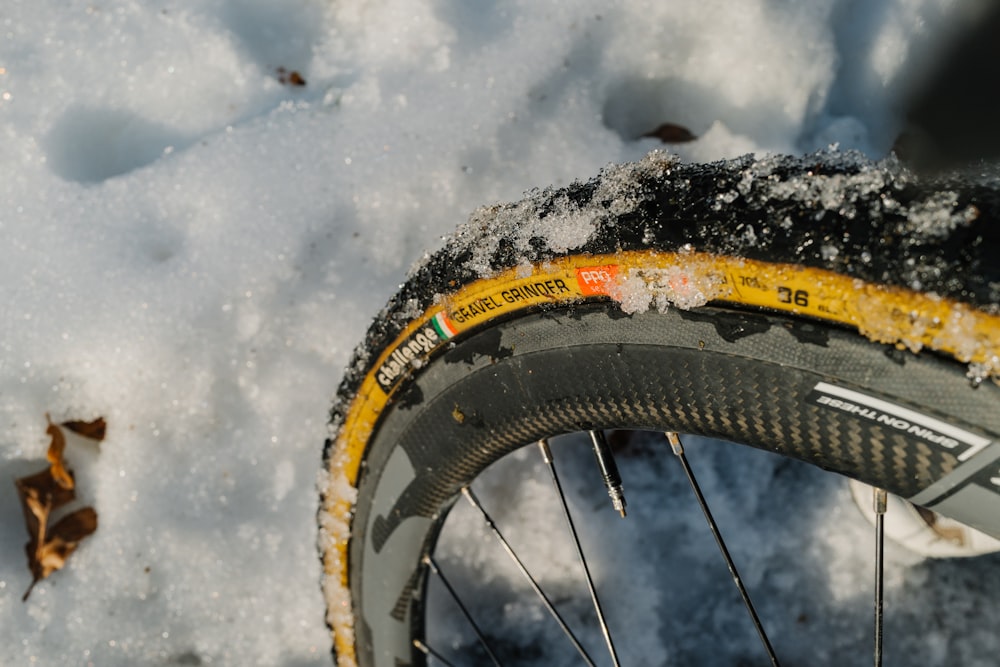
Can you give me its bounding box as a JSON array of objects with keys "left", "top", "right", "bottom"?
[{"left": 347, "top": 302, "right": 1000, "bottom": 665}]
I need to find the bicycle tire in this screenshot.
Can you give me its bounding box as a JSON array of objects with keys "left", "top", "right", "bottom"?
[{"left": 318, "top": 151, "right": 1000, "bottom": 667}]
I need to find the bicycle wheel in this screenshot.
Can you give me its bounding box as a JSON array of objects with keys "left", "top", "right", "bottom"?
[{"left": 318, "top": 152, "right": 1000, "bottom": 667}]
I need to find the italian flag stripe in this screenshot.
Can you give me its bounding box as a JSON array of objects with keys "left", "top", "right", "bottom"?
[{"left": 431, "top": 311, "right": 458, "bottom": 340}]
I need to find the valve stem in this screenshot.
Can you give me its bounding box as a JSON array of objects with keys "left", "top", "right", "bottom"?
[{"left": 588, "top": 430, "right": 627, "bottom": 517}]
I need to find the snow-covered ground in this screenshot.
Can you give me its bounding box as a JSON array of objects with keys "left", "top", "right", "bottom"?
[{"left": 1, "top": 0, "right": 997, "bottom": 665}]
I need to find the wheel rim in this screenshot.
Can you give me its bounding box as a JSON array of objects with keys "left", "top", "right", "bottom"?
[{"left": 334, "top": 304, "right": 1000, "bottom": 666}]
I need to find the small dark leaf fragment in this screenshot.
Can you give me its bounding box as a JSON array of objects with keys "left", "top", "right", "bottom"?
[
  {"left": 642, "top": 122, "right": 697, "bottom": 144},
  {"left": 276, "top": 67, "right": 306, "bottom": 87}
]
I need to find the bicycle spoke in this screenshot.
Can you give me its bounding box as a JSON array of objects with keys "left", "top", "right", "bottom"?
[
  {"left": 461, "top": 486, "right": 598, "bottom": 667},
  {"left": 538, "top": 439, "right": 621, "bottom": 667},
  {"left": 414, "top": 638, "right": 459, "bottom": 667},
  {"left": 665, "top": 432, "right": 782, "bottom": 667},
  {"left": 423, "top": 554, "right": 503, "bottom": 666},
  {"left": 589, "top": 430, "right": 628, "bottom": 517},
  {"left": 873, "top": 487, "right": 887, "bottom": 667}
]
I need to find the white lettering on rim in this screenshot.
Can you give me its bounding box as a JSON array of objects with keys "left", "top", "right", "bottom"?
[{"left": 814, "top": 382, "right": 991, "bottom": 461}]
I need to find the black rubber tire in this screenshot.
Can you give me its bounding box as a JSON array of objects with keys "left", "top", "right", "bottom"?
[{"left": 319, "top": 153, "right": 1000, "bottom": 667}]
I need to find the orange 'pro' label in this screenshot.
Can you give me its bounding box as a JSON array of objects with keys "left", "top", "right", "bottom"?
[{"left": 576, "top": 265, "right": 619, "bottom": 296}]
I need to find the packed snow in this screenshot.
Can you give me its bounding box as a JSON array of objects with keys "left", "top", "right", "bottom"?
[{"left": 1, "top": 0, "right": 997, "bottom": 665}]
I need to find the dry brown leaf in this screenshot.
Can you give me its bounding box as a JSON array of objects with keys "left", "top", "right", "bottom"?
[
  {"left": 16, "top": 416, "right": 101, "bottom": 600},
  {"left": 61, "top": 417, "right": 107, "bottom": 442},
  {"left": 26, "top": 507, "right": 98, "bottom": 600},
  {"left": 45, "top": 415, "right": 73, "bottom": 490},
  {"left": 16, "top": 467, "right": 76, "bottom": 533}
]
